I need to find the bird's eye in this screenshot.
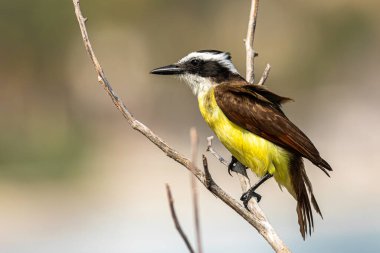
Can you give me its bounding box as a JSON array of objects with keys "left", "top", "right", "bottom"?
[{"left": 190, "top": 59, "right": 200, "bottom": 66}]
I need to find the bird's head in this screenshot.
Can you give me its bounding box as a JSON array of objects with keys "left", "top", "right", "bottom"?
[{"left": 150, "top": 50, "right": 241, "bottom": 96}]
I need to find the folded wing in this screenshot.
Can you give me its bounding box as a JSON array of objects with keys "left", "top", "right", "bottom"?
[{"left": 214, "top": 83, "right": 332, "bottom": 175}]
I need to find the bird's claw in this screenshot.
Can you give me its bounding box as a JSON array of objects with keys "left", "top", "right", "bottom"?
[
  {"left": 228, "top": 162, "right": 236, "bottom": 176},
  {"left": 240, "top": 191, "right": 262, "bottom": 209},
  {"left": 227, "top": 156, "right": 239, "bottom": 176}
]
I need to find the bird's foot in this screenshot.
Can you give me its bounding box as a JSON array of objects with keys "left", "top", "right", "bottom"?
[
  {"left": 227, "top": 156, "right": 248, "bottom": 176},
  {"left": 240, "top": 190, "right": 262, "bottom": 209},
  {"left": 227, "top": 156, "right": 238, "bottom": 176},
  {"left": 239, "top": 173, "right": 273, "bottom": 208}
]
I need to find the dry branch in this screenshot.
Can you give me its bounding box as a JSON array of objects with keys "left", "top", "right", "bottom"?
[
  {"left": 166, "top": 184, "right": 195, "bottom": 253},
  {"left": 206, "top": 136, "right": 229, "bottom": 167},
  {"left": 245, "top": 0, "right": 260, "bottom": 84},
  {"left": 71, "top": 0, "right": 290, "bottom": 252},
  {"left": 258, "top": 63, "right": 272, "bottom": 85}
]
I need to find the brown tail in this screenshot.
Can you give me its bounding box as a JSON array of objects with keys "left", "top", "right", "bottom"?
[
  {"left": 290, "top": 155, "right": 323, "bottom": 240},
  {"left": 317, "top": 158, "right": 333, "bottom": 177}
]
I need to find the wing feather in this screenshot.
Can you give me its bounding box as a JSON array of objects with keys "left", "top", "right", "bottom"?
[{"left": 214, "top": 84, "right": 332, "bottom": 174}]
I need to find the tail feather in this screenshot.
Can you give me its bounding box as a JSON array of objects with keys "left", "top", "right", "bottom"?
[
  {"left": 320, "top": 158, "right": 333, "bottom": 171},
  {"left": 317, "top": 158, "right": 333, "bottom": 177},
  {"left": 302, "top": 166, "right": 323, "bottom": 218},
  {"left": 311, "top": 195, "right": 322, "bottom": 218},
  {"left": 290, "top": 155, "right": 323, "bottom": 239}
]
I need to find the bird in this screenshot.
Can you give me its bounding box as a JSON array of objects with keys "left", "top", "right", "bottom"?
[{"left": 150, "top": 49, "right": 332, "bottom": 239}]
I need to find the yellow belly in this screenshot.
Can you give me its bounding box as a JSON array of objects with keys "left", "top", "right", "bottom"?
[{"left": 198, "top": 88, "right": 294, "bottom": 195}]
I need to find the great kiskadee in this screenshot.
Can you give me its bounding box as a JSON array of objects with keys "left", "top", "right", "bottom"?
[{"left": 151, "top": 50, "right": 332, "bottom": 239}]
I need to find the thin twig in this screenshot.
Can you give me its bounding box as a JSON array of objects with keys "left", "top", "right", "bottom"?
[
  {"left": 258, "top": 63, "right": 272, "bottom": 85},
  {"left": 206, "top": 136, "right": 229, "bottom": 167},
  {"left": 166, "top": 184, "right": 195, "bottom": 253},
  {"left": 71, "top": 0, "right": 290, "bottom": 252},
  {"left": 190, "top": 128, "right": 203, "bottom": 253},
  {"left": 245, "top": 0, "right": 260, "bottom": 83}
]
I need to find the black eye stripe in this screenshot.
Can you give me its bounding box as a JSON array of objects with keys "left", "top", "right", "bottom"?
[
  {"left": 191, "top": 59, "right": 201, "bottom": 66},
  {"left": 182, "top": 58, "right": 235, "bottom": 83}
]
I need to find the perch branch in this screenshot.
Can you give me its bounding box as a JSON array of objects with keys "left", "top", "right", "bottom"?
[
  {"left": 72, "top": 0, "right": 290, "bottom": 252},
  {"left": 166, "top": 184, "right": 195, "bottom": 253}
]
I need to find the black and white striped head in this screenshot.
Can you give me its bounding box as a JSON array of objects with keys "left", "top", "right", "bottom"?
[{"left": 151, "top": 50, "right": 240, "bottom": 96}]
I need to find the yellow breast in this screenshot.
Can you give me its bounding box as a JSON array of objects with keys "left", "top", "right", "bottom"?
[{"left": 198, "top": 88, "right": 293, "bottom": 193}]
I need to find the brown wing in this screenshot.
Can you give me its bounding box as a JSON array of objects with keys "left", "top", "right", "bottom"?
[{"left": 214, "top": 84, "right": 332, "bottom": 175}]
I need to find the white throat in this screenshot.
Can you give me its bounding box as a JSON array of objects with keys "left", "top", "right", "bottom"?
[{"left": 179, "top": 73, "right": 213, "bottom": 97}]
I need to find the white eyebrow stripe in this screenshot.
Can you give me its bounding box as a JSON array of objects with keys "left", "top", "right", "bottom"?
[{"left": 178, "top": 52, "right": 239, "bottom": 74}]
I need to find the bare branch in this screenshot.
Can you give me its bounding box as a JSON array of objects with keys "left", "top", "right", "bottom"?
[
  {"left": 166, "top": 184, "right": 195, "bottom": 253},
  {"left": 190, "top": 128, "right": 203, "bottom": 253},
  {"left": 72, "top": 0, "right": 290, "bottom": 252},
  {"left": 245, "top": 0, "right": 260, "bottom": 83},
  {"left": 206, "top": 136, "right": 229, "bottom": 167},
  {"left": 245, "top": 1, "right": 272, "bottom": 85},
  {"left": 258, "top": 63, "right": 272, "bottom": 85}
]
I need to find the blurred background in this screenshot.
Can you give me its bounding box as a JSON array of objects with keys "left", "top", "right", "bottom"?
[{"left": 0, "top": 0, "right": 379, "bottom": 252}]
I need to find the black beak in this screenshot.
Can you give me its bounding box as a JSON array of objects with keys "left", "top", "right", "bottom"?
[{"left": 150, "top": 64, "right": 184, "bottom": 75}]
